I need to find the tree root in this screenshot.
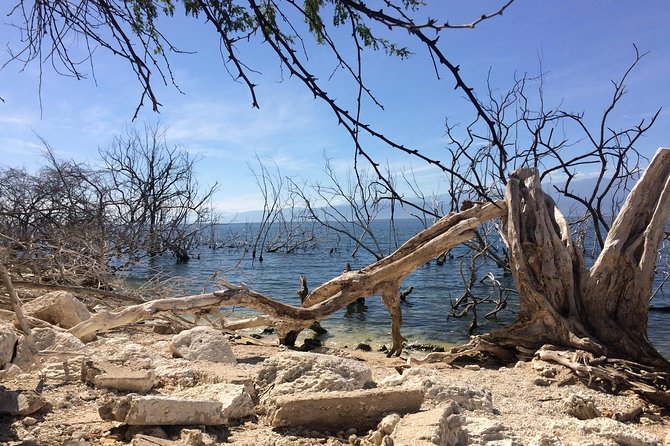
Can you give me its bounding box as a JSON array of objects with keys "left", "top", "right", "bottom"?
[
  {"left": 537, "top": 345, "right": 670, "bottom": 407},
  {"left": 412, "top": 336, "right": 670, "bottom": 407}
]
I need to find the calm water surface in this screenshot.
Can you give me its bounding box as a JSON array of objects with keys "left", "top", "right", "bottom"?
[{"left": 130, "top": 220, "right": 670, "bottom": 357}]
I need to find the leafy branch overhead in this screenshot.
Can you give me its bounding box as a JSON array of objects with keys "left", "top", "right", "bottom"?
[{"left": 5, "top": 0, "right": 511, "bottom": 204}]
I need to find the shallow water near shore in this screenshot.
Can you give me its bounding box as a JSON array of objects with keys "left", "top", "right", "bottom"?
[{"left": 129, "top": 219, "right": 670, "bottom": 358}]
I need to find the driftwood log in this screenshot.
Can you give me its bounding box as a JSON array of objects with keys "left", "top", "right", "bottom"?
[{"left": 67, "top": 149, "right": 670, "bottom": 361}]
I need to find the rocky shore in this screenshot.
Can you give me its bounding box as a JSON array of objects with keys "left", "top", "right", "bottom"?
[{"left": 1, "top": 291, "right": 669, "bottom": 445}]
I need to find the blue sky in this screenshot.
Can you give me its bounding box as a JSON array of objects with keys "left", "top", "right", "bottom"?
[{"left": 1, "top": 1, "right": 669, "bottom": 215}]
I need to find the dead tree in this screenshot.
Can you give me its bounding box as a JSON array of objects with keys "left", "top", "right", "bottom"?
[
  {"left": 414, "top": 148, "right": 670, "bottom": 403},
  {"left": 100, "top": 123, "right": 218, "bottom": 263},
  {"left": 496, "top": 149, "right": 670, "bottom": 366}
]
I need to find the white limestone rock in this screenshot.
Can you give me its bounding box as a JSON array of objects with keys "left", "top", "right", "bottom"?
[
  {"left": 391, "top": 401, "right": 467, "bottom": 446},
  {"left": 32, "top": 327, "right": 86, "bottom": 351},
  {"left": 175, "top": 383, "right": 255, "bottom": 421},
  {"left": 579, "top": 417, "right": 662, "bottom": 446},
  {"left": 255, "top": 351, "right": 373, "bottom": 404},
  {"left": 13, "top": 326, "right": 86, "bottom": 369},
  {"left": 153, "top": 359, "right": 197, "bottom": 388},
  {"left": 98, "top": 383, "right": 253, "bottom": 426},
  {"left": 268, "top": 387, "right": 424, "bottom": 431},
  {"left": 113, "top": 343, "right": 157, "bottom": 369},
  {"left": 381, "top": 368, "right": 494, "bottom": 412},
  {"left": 0, "top": 388, "right": 48, "bottom": 416},
  {"left": 378, "top": 413, "right": 402, "bottom": 435},
  {"left": 0, "top": 363, "right": 22, "bottom": 380},
  {"left": 0, "top": 320, "right": 17, "bottom": 368},
  {"left": 464, "top": 416, "right": 518, "bottom": 445},
  {"left": 93, "top": 368, "right": 156, "bottom": 393},
  {"left": 550, "top": 417, "right": 663, "bottom": 446},
  {"left": 169, "top": 326, "right": 236, "bottom": 364},
  {"left": 22, "top": 291, "right": 90, "bottom": 329}
]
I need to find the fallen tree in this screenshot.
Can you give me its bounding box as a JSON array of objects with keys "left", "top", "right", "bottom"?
[
  {"left": 446, "top": 147, "right": 670, "bottom": 369},
  {"left": 68, "top": 199, "right": 507, "bottom": 355}
]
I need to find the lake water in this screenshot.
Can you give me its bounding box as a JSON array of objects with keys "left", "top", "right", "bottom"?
[{"left": 130, "top": 219, "right": 670, "bottom": 357}]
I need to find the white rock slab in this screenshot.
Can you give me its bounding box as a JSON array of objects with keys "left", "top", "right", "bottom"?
[
  {"left": 268, "top": 387, "right": 424, "bottom": 430},
  {"left": 23, "top": 291, "right": 90, "bottom": 329},
  {"left": 169, "top": 326, "right": 236, "bottom": 364},
  {"left": 391, "top": 401, "right": 466, "bottom": 446},
  {"left": 98, "top": 383, "right": 253, "bottom": 426},
  {"left": 256, "top": 351, "right": 373, "bottom": 405},
  {"left": 0, "top": 320, "right": 17, "bottom": 368}
]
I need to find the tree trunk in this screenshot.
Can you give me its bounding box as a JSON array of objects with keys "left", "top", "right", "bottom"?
[{"left": 489, "top": 147, "right": 670, "bottom": 368}]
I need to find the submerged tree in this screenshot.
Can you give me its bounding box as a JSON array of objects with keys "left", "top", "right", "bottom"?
[
  {"left": 0, "top": 125, "right": 217, "bottom": 287},
  {"left": 100, "top": 123, "right": 218, "bottom": 263},
  {"left": 4, "top": 0, "right": 670, "bottom": 402},
  {"left": 0, "top": 148, "right": 111, "bottom": 287}
]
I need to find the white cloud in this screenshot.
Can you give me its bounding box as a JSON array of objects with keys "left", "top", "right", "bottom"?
[
  {"left": 0, "top": 113, "right": 34, "bottom": 128},
  {"left": 163, "top": 91, "right": 320, "bottom": 149},
  {"left": 1, "top": 137, "right": 43, "bottom": 154}
]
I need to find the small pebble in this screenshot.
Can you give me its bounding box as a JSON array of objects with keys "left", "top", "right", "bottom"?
[
  {"left": 22, "top": 417, "right": 38, "bottom": 426},
  {"left": 79, "top": 391, "right": 96, "bottom": 401},
  {"left": 181, "top": 428, "right": 203, "bottom": 446},
  {"left": 464, "top": 364, "right": 481, "bottom": 371},
  {"left": 534, "top": 377, "right": 553, "bottom": 387},
  {"left": 541, "top": 367, "right": 557, "bottom": 378}
]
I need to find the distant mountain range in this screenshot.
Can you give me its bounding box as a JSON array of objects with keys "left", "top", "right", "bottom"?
[{"left": 227, "top": 175, "right": 635, "bottom": 223}]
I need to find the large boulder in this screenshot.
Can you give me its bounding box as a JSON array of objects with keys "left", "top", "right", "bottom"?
[
  {"left": 380, "top": 368, "right": 494, "bottom": 412},
  {"left": 169, "top": 326, "right": 236, "bottom": 364},
  {"left": 98, "top": 383, "right": 254, "bottom": 426},
  {"left": 0, "top": 320, "right": 17, "bottom": 369},
  {"left": 268, "top": 387, "right": 424, "bottom": 431},
  {"left": 23, "top": 291, "right": 90, "bottom": 329},
  {"left": 255, "top": 351, "right": 373, "bottom": 406},
  {"left": 13, "top": 326, "right": 86, "bottom": 370}
]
